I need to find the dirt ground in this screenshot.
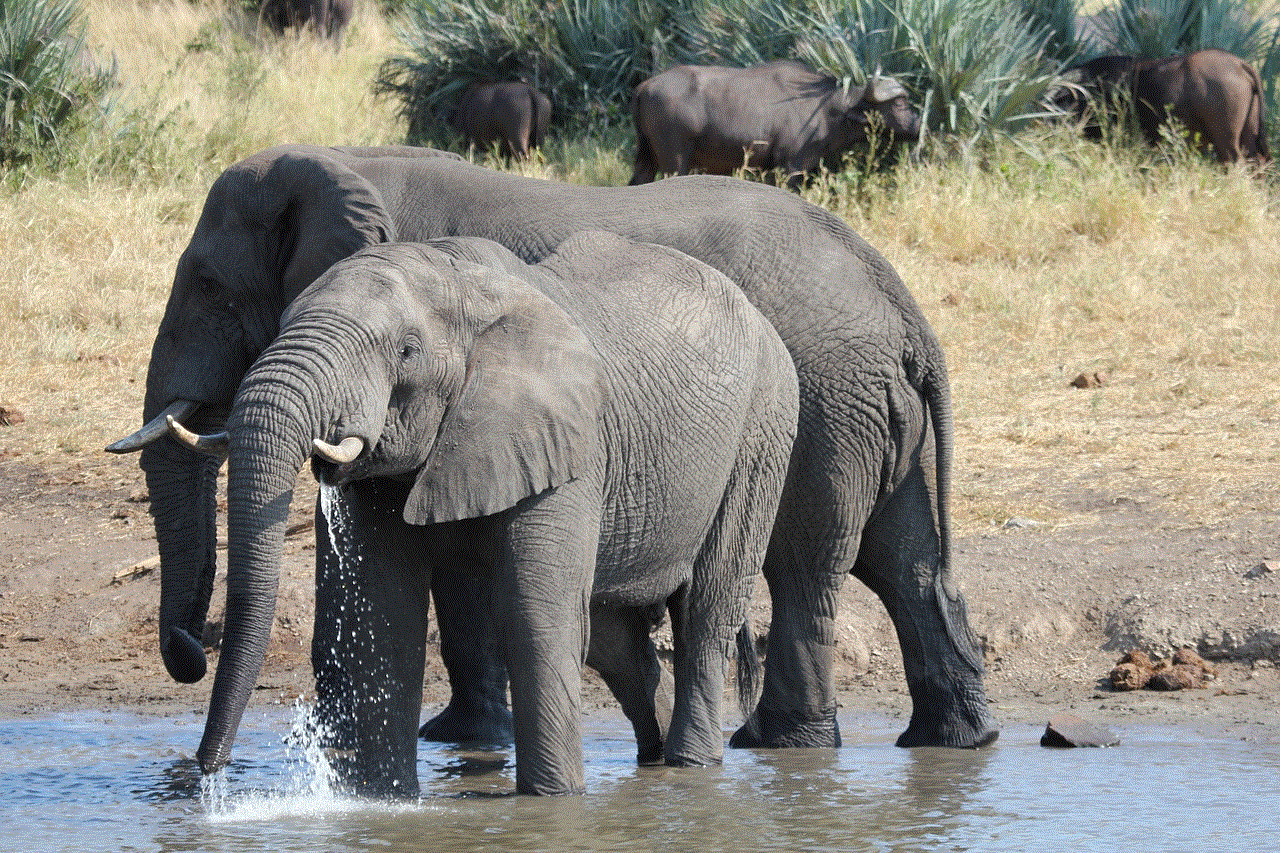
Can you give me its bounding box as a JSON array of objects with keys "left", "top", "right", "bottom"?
[{"left": 0, "top": 449, "right": 1276, "bottom": 746}]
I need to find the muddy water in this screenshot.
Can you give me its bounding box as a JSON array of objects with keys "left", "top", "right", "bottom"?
[{"left": 1, "top": 706, "right": 1275, "bottom": 852}]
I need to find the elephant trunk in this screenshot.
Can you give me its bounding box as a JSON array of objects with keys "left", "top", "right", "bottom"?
[
  {"left": 135, "top": 391, "right": 232, "bottom": 684},
  {"left": 142, "top": 439, "right": 221, "bottom": 683},
  {"left": 196, "top": 367, "right": 320, "bottom": 774}
]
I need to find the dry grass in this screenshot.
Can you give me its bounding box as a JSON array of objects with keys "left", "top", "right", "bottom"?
[
  {"left": 840, "top": 135, "right": 1280, "bottom": 532},
  {"left": 2, "top": 1, "right": 1277, "bottom": 540}
]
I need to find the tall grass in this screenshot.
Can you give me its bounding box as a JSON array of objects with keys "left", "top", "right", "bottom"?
[{"left": 1, "top": 1, "right": 1277, "bottom": 529}]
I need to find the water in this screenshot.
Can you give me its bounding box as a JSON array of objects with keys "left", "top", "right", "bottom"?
[{"left": 1, "top": 707, "right": 1276, "bottom": 853}]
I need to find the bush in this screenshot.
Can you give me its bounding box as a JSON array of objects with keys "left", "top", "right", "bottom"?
[
  {"left": 0, "top": 0, "right": 113, "bottom": 164},
  {"left": 378, "top": 0, "right": 1070, "bottom": 147},
  {"left": 1098, "top": 0, "right": 1274, "bottom": 60}
]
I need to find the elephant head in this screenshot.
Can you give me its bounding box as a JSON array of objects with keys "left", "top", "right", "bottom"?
[
  {"left": 191, "top": 241, "right": 604, "bottom": 776},
  {"left": 106, "top": 146, "right": 395, "bottom": 685}
]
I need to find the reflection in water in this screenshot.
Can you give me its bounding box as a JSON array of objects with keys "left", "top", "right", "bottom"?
[
  {"left": 1, "top": 709, "right": 1277, "bottom": 852},
  {"left": 435, "top": 752, "right": 511, "bottom": 780}
]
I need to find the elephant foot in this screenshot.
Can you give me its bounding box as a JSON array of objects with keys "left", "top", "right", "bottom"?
[
  {"left": 894, "top": 676, "right": 999, "bottom": 748},
  {"left": 665, "top": 754, "right": 722, "bottom": 768},
  {"left": 728, "top": 703, "right": 841, "bottom": 749},
  {"left": 418, "top": 700, "right": 514, "bottom": 744},
  {"left": 636, "top": 740, "right": 665, "bottom": 766}
]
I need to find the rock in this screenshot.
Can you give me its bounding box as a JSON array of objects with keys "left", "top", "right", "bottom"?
[
  {"left": 1244, "top": 560, "right": 1275, "bottom": 580},
  {"left": 1041, "top": 712, "right": 1119, "bottom": 747},
  {"left": 1069, "top": 371, "right": 1109, "bottom": 389},
  {"left": 0, "top": 403, "right": 24, "bottom": 427}
]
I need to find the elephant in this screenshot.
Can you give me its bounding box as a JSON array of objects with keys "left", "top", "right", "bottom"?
[
  {"left": 629, "top": 60, "right": 920, "bottom": 187},
  {"left": 453, "top": 81, "right": 552, "bottom": 160},
  {"left": 1058, "top": 49, "right": 1270, "bottom": 164},
  {"left": 259, "top": 0, "right": 352, "bottom": 46},
  {"left": 107, "top": 144, "right": 998, "bottom": 765},
  {"left": 176, "top": 234, "right": 798, "bottom": 796}
]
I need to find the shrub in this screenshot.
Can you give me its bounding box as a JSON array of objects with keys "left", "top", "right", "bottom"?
[
  {"left": 375, "top": 0, "right": 1091, "bottom": 147},
  {"left": 0, "top": 0, "right": 112, "bottom": 164},
  {"left": 1098, "top": 0, "right": 1274, "bottom": 61}
]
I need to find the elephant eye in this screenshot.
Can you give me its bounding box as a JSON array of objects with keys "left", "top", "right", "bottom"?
[
  {"left": 399, "top": 340, "right": 420, "bottom": 361},
  {"left": 198, "top": 275, "right": 236, "bottom": 310}
]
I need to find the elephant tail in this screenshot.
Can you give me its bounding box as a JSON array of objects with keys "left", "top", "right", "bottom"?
[
  {"left": 734, "top": 621, "right": 762, "bottom": 739},
  {"left": 922, "top": 358, "right": 954, "bottom": 581},
  {"left": 922, "top": 354, "right": 985, "bottom": 675}
]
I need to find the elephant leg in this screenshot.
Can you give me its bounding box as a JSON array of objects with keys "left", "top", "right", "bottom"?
[
  {"left": 586, "top": 602, "right": 672, "bottom": 765},
  {"left": 852, "top": 466, "right": 998, "bottom": 748},
  {"left": 672, "top": 421, "right": 790, "bottom": 764},
  {"left": 664, "top": 584, "right": 732, "bottom": 767},
  {"left": 729, "top": 420, "right": 865, "bottom": 751},
  {"left": 492, "top": 482, "right": 600, "bottom": 795},
  {"left": 417, "top": 564, "right": 514, "bottom": 743},
  {"left": 729, "top": 531, "right": 847, "bottom": 749},
  {"left": 312, "top": 481, "right": 431, "bottom": 798}
]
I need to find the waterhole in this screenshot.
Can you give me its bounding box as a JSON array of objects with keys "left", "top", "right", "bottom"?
[{"left": 1, "top": 707, "right": 1275, "bottom": 852}]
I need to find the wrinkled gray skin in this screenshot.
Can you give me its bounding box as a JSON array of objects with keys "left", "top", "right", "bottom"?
[
  {"left": 109, "top": 144, "right": 517, "bottom": 745},
  {"left": 259, "top": 0, "right": 352, "bottom": 46},
  {"left": 630, "top": 60, "right": 920, "bottom": 187},
  {"left": 454, "top": 81, "right": 552, "bottom": 160},
  {"left": 1059, "top": 49, "right": 1270, "bottom": 164},
  {"left": 204, "top": 235, "right": 797, "bottom": 795},
  {"left": 109, "top": 144, "right": 997, "bottom": 767}
]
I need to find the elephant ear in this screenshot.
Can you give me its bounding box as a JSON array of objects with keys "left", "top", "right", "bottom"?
[
  {"left": 404, "top": 268, "right": 605, "bottom": 524},
  {"left": 259, "top": 150, "right": 398, "bottom": 300}
]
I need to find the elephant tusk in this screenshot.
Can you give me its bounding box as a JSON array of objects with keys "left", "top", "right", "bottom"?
[
  {"left": 312, "top": 436, "right": 364, "bottom": 464},
  {"left": 166, "top": 415, "right": 230, "bottom": 457},
  {"left": 105, "top": 399, "right": 201, "bottom": 453}
]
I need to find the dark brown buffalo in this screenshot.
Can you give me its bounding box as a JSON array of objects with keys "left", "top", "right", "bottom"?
[
  {"left": 453, "top": 81, "right": 552, "bottom": 161},
  {"left": 259, "top": 0, "right": 352, "bottom": 46},
  {"left": 630, "top": 60, "right": 920, "bottom": 187},
  {"left": 1061, "top": 49, "right": 1269, "bottom": 164}
]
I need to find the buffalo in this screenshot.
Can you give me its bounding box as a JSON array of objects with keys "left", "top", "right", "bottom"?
[
  {"left": 630, "top": 59, "right": 920, "bottom": 187},
  {"left": 1060, "top": 49, "right": 1269, "bottom": 164},
  {"left": 453, "top": 80, "right": 552, "bottom": 161}
]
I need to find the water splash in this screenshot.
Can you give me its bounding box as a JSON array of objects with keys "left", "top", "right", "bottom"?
[{"left": 197, "top": 702, "right": 414, "bottom": 823}]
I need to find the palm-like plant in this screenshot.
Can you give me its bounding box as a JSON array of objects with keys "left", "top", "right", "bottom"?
[
  {"left": 375, "top": 0, "right": 551, "bottom": 144},
  {"left": 0, "top": 0, "right": 107, "bottom": 163},
  {"left": 1100, "top": 0, "right": 1273, "bottom": 60}
]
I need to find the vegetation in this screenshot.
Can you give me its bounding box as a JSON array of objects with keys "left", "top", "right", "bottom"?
[
  {"left": 375, "top": 0, "right": 1280, "bottom": 148},
  {"left": 0, "top": 0, "right": 114, "bottom": 164},
  {"left": 0, "top": 1, "right": 1277, "bottom": 531}
]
